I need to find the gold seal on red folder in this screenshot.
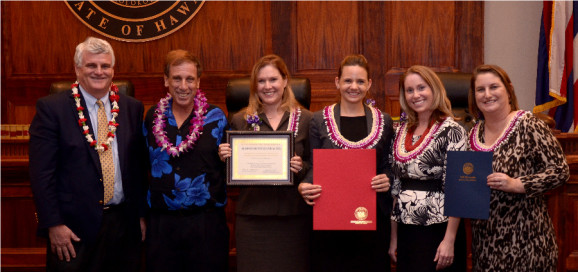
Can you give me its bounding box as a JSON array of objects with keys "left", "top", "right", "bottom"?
[{"left": 350, "top": 207, "right": 373, "bottom": 225}]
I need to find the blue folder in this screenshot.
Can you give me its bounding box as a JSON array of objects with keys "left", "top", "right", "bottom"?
[{"left": 444, "top": 151, "right": 492, "bottom": 220}]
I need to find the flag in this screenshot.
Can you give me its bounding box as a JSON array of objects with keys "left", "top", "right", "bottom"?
[{"left": 534, "top": 1, "right": 578, "bottom": 132}]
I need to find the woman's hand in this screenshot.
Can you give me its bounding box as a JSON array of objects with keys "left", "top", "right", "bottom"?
[
  {"left": 371, "top": 174, "right": 391, "bottom": 192},
  {"left": 389, "top": 220, "right": 398, "bottom": 263},
  {"left": 487, "top": 172, "right": 525, "bottom": 193},
  {"left": 434, "top": 238, "right": 455, "bottom": 270},
  {"left": 298, "top": 183, "right": 322, "bottom": 206},
  {"left": 218, "top": 143, "right": 231, "bottom": 162},
  {"left": 290, "top": 155, "right": 303, "bottom": 174}
]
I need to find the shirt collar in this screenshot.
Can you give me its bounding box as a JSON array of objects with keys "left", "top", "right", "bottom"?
[{"left": 78, "top": 85, "right": 110, "bottom": 107}]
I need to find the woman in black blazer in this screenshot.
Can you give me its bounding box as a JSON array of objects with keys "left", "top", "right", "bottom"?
[
  {"left": 298, "top": 54, "right": 394, "bottom": 272},
  {"left": 218, "top": 54, "right": 313, "bottom": 272}
]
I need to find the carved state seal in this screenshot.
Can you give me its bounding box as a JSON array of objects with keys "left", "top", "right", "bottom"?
[{"left": 65, "top": 1, "right": 204, "bottom": 42}]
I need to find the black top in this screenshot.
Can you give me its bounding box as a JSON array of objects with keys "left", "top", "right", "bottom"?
[{"left": 340, "top": 116, "right": 367, "bottom": 142}]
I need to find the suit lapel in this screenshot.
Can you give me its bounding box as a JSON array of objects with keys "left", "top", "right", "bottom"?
[
  {"left": 115, "top": 94, "right": 127, "bottom": 182},
  {"left": 334, "top": 103, "right": 342, "bottom": 130},
  {"left": 68, "top": 90, "right": 102, "bottom": 173},
  {"left": 363, "top": 105, "right": 374, "bottom": 133}
]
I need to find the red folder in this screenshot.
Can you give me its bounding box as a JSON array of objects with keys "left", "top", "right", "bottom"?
[{"left": 313, "top": 149, "right": 376, "bottom": 230}]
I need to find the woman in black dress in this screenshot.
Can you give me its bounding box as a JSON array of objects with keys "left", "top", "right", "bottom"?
[{"left": 298, "top": 54, "right": 394, "bottom": 272}]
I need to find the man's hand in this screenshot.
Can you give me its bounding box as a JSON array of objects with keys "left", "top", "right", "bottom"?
[{"left": 48, "top": 225, "right": 81, "bottom": 262}]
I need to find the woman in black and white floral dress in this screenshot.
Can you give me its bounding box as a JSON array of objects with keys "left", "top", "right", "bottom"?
[
  {"left": 468, "top": 64, "right": 568, "bottom": 272},
  {"left": 389, "top": 65, "right": 467, "bottom": 272}
]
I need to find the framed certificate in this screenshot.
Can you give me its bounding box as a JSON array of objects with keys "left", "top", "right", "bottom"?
[{"left": 226, "top": 131, "right": 294, "bottom": 186}]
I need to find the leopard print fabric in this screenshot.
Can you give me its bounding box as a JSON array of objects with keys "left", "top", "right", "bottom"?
[{"left": 469, "top": 111, "right": 569, "bottom": 272}]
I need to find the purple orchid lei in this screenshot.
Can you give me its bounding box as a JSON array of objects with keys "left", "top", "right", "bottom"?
[
  {"left": 152, "top": 90, "right": 208, "bottom": 157},
  {"left": 246, "top": 114, "right": 261, "bottom": 131},
  {"left": 365, "top": 98, "right": 376, "bottom": 107}
]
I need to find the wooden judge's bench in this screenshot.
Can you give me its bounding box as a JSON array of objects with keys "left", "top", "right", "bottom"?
[{"left": 1, "top": 130, "right": 578, "bottom": 272}]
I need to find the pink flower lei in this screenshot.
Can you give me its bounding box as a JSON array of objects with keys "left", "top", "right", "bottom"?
[
  {"left": 323, "top": 104, "right": 383, "bottom": 149},
  {"left": 72, "top": 81, "right": 119, "bottom": 152},
  {"left": 469, "top": 110, "right": 524, "bottom": 152},
  {"left": 152, "top": 90, "right": 209, "bottom": 157},
  {"left": 287, "top": 108, "right": 301, "bottom": 137}
]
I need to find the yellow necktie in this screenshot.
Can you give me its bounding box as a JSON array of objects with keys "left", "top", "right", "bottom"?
[{"left": 96, "top": 100, "right": 115, "bottom": 204}]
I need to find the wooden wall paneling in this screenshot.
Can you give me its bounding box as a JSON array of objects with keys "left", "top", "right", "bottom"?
[
  {"left": 384, "top": 68, "right": 405, "bottom": 117},
  {"left": 1, "top": 161, "right": 46, "bottom": 271},
  {"left": 1, "top": 189, "right": 43, "bottom": 248},
  {"left": 3, "top": 2, "right": 90, "bottom": 78},
  {"left": 454, "top": 1, "right": 484, "bottom": 73},
  {"left": 564, "top": 164, "right": 578, "bottom": 271},
  {"left": 547, "top": 185, "right": 565, "bottom": 271},
  {"left": 2, "top": 79, "right": 58, "bottom": 124},
  {"left": 386, "top": 1, "right": 456, "bottom": 69},
  {"left": 193, "top": 1, "right": 271, "bottom": 72},
  {"left": 359, "top": 1, "right": 388, "bottom": 112},
  {"left": 271, "top": 1, "right": 296, "bottom": 73},
  {"left": 295, "top": 2, "right": 362, "bottom": 112},
  {"left": 296, "top": 2, "right": 359, "bottom": 71},
  {"left": 550, "top": 134, "right": 578, "bottom": 272}
]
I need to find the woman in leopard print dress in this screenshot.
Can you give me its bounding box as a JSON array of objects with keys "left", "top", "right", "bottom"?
[{"left": 468, "top": 64, "right": 569, "bottom": 271}]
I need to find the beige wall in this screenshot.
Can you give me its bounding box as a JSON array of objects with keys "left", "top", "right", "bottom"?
[{"left": 485, "top": 1, "right": 542, "bottom": 112}]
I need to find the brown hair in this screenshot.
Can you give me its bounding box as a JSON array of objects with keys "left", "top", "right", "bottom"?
[
  {"left": 469, "top": 64, "right": 519, "bottom": 120},
  {"left": 245, "top": 54, "right": 300, "bottom": 116},
  {"left": 398, "top": 65, "right": 454, "bottom": 127},
  {"left": 164, "top": 49, "right": 202, "bottom": 77}
]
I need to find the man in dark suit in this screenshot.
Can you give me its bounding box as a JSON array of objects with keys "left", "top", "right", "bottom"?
[{"left": 29, "top": 37, "right": 146, "bottom": 272}]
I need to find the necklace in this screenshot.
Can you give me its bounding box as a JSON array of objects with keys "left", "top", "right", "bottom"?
[
  {"left": 247, "top": 108, "right": 301, "bottom": 137},
  {"left": 152, "top": 91, "right": 208, "bottom": 157},
  {"left": 394, "top": 118, "right": 443, "bottom": 163},
  {"left": 470, "top": 110, "right": 523, "bottom": 152},
  {"left": 72, "top": 81, "right": 119, "bottom": 152},
  {"left": 287, "top": 108, "right": 301, "bottom": 137},
  {"left": 323, "top": 104, "right": 383, "bottom": 149},
  {"left": 404, "top": 119, "right": 435, "bottom": 152}
]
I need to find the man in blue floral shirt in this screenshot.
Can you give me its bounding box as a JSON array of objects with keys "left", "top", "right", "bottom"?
[{"left": 143, "top": 50, "right": 229, "bottom": 271}]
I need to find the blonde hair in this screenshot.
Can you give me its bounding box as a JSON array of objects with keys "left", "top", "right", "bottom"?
[
  {"left": 398, "top": 65, "right": 454, "bottom": 128},
  {"left": 244, "top": 54, "right": 301, "bottom": 117}
]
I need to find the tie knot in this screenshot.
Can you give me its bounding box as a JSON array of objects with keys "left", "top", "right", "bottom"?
[{"left": 97, "top": 100, "right": 104, "bottom": 109}]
